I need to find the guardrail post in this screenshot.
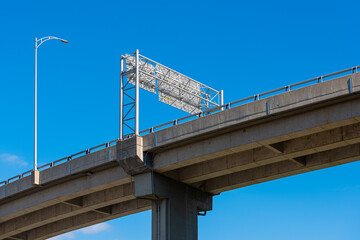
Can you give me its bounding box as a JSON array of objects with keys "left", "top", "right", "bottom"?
[{"left": 348, "top": 77, "right": 353, "bottom": 93}]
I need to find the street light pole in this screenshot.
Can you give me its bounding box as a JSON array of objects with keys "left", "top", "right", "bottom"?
[
  {"left": 34, "top": 36, "right": 68, "bottom": 183},
  {"left": 34, "top": 37, "right": 38, "bottom": 172}
]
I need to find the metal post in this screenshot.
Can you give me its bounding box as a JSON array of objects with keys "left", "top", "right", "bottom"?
[
  {"left": 120, "top": 56, "right": 124, "bottom": 140},
  {"left": 34, "top": 38, "right": 38, "bottom": 172},
  {"left": 32, "top": 36, "right": 68, "bottom": 185},
  {"left": 135, "top": 49, "right": 140, "bottom": 135},
  {"left": 220, "top": 90, "right": 224, "bottom": 111}
]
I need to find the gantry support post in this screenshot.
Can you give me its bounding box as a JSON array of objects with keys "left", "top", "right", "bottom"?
[
  {"left": 119, "top": 49, "right": 140, "bottom": 140},
  {"left": 119, "top": 55, "right": 124, "bottom": 140},
  {"left": 135, "top": 49, "right": 140, "bottom": 136},
  {"left": 134, "top": 172, "right": 213, "bottom": 240}
]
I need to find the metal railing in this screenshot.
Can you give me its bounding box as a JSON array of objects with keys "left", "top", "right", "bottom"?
[
  {"left": 1, "top": 65, "right": 358, "bottom": 187},
  {"left": 0, "top": 139, "right": 118, "bottom": 186}
]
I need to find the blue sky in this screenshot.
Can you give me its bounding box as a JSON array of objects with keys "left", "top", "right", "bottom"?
[{"left": 1, "top": 0, "right": 360, "bottom": 239}]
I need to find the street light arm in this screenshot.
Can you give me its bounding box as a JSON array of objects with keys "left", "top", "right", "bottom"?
[{"left": 36, "top": 36, "right": 68, "bottom": 48}]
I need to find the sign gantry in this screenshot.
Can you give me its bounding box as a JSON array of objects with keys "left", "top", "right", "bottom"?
[{"left": 119, "top": 49, "right": 223, "bottom": 139}]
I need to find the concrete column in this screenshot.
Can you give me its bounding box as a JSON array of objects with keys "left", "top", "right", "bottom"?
[{"left": 134, "top": 172, "right": 212, "bottom": 240}]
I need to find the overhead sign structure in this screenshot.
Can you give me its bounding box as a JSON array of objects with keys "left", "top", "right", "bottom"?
[{"left": 119, "top": 49, "right": 223, "bottom": 139}]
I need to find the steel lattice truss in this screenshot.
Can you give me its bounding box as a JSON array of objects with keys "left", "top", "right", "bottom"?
[
  {"left": 120, "top": 50, "right": 223, "bottom": 138},
  {"left": 125, "top": 53, "right": 221, "bottom": 112}
]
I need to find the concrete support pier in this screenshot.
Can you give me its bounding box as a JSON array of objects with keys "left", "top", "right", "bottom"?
[{"left": 134, "top": 172, "right": 213, "bottom": 240}]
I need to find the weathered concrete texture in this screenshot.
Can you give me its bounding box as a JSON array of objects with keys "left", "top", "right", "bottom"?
[
  {"left": 164, "top": 122, "right": 360, "bottom": 185},
  {"left": 0, "top": 72, "right": 359, "bottom": 240},
  {"left": 135, "top": 172, "right": 212, "bottom": 240},
  {"left": 141, "top": 72, "right": 360, "bottom": 150},
  {"left": 0, "top": 145, "right": 117, "bottom": 201},
  {"left": 0, "top": 165, "right": 129, "bottom": 222},
  {"left": 203, "top": 143, "right": 360, "bottom": 194},
  {"left": 11, "top": 199, "right": 151, "bottom": 240},
  {"left": 116, "top": 136, "right": 150, "bottom": 175},
  {"left": 0, "top": 183, "right": 134, "bottom": 238},
  {"left": 152, "top": 97, "right": 360, "bottom": 173}
]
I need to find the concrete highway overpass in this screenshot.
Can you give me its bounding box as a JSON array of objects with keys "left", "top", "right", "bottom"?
[{"left": 0, "top": 69, "right": 359, "bottom": 239}]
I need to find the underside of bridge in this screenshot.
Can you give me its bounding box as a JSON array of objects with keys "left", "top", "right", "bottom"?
[{"left": 0, "top": 72, "right": 360, "bottom": 240}]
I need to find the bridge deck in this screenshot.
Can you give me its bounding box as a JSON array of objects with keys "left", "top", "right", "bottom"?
[{"left": 0, "top": 72, "right": 359, "bottom": 240}]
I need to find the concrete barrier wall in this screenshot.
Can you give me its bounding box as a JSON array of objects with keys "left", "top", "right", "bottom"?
[
  {"left": 1, "top": 72, "right": 358, "bottom": 202},
  {"left": 142, "top": 73, "right": 360, "bottom": 150}
]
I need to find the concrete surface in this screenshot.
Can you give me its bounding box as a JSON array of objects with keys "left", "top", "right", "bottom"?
[{"left": 0, "top": 72, "right": 359, "bottom": 239}]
